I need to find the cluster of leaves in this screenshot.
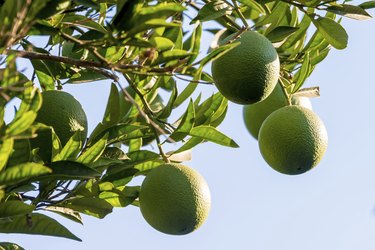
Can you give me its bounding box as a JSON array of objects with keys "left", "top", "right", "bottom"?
[{"left": 0, "top": 0, "right": 373, "bottom": 247}]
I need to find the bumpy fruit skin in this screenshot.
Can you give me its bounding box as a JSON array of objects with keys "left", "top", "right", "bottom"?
[
  {"left": 243, "top": 84, "right": 312, "bottom": 139},
  {"left": 258, "top": 105, "right": 328, "bottom": 175},
  {"left": 139, "top": 163, "right": 211, "bottom": 235},
  {"left": 31, "top": 90, "right": 88, "bottom": 161},
  {"left": 211, "top": 30, "right": 280, "bottom": 104}
]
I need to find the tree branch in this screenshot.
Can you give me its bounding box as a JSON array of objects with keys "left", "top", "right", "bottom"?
[
  {"left": 4, "top": 49, "right": 186, "bottom": 80},
  {"left": 6, "top": 49, "right": 119, "bottom": 81}
]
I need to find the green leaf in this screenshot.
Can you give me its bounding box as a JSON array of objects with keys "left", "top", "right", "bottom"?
[
  {"left": 0, "top": 61, "right": 29, "bottom": 89},
  {"left": 51, "top": 128, "right": 62, "bottom": 160},
  {"left": 195, "top": 92, "right": 226, "bottom": 126},
  {"left": 14, "top": 86, "right": 42, "bottom": 120},
  {"left": 266, "top": 26, "right": 299, "bottom": 43},
  {"left": 126, "top": 150, "right": 161, "bottom": 164},
  {"left": 173, "top": 82, "right": 199, "bottom": 108},
  {"left": 62, "top": 197, "right": 113, "bottom": 219},
  {"left": 164, "top": 26, "right": 183, "bottom": 50},
  {"left": 73, "top": 0, "right": 100, "bottom": 9},
  {"left": 326, "top": 4, "right": 372, "bottom": 20},
  {"left": 134, "top": 159, "right": 164, "bottom": 173},
  {"left": 103, "top": 83, "right": 121, "bottom": 126},
  {"left": 0, "top": 138, "right": 14, "bottom": 171},
  {"left": 77, "top": 133, "right": 108, "bottom": 164},
  {"left": 149, "top": 37, "right": 175, "bottom": 51},
  {"left": 279, "top": 14, "right": 311, "bottom": 51},
  {"left": 34, "top": 67, "right": 55, "bottom": 91},
  {"left": 62, "top": 15, "right": 107, "bottom": 33},
  {"left": 44, "top": 206, "right": 83, "bottom": 224},
  {"left": 0, "top": 213, "right": 81, "bottom": 241},
  {"left": 359, "top": 1, "right": 375, "bottom": 9},
  {"left": 53, "top": 132, "right": 83, "bottom": 161},
  {"left": 302, "top": 28, "right": 325, "bottom": 52},
  {"left": 174, "top": 137, "right": 205, "bottom": 154},
  {"left": 29, "top": 21, "right": 59, "bottom": 36},
  {"left": 42, "top": 161, "right": 100, "bottom": 181},
  {"left": 237, "top": 0, "right": 265, "bottom": 13},
  {"left": 88, "top": 124, "right": 148, "bottom": 146},
  {"left": 127, "top": 138, "right": 142, "bottom": 152},
  {"left": 0, "top": 201, "right": 35, "bottom": 219},
  {"left": 153, "top": 49, "right": 194, "bottom": 65},
  {"left": 138, "top": 2, "right": 185, "bottom": 16},
  {"left": 158, "top": 82, "right": 177, "bottom": 119},
  {"left": 189, "top": 126, "right": 239, "bottom": 148},
  {"left": 209, "top": 105, "right": 228, "bottom": 127},
  {"left": 36, "top": 0, "right": 71, "bottom": 19},
  {"left": 99, "top": 186, "right": 139, "bottom": 207},
  {"left": 169, "top": 100, "right": 195, "bottom": 141},
  {"left": 73, "top": 179, "right": 100, "bottom": 197},
  {"left": 101, "top": 166, "right": 138, "bottom": 186},
  {"left": 114, "top": 0, "right": 185, "bottom": 33},
  {"left": 0, "top": 108, "right": 4, "bottom": 130},
  {"left": 190, "top": 1, "right": 232, "bottom": 24},
  {"left": 127, "top": 19, "right": 181, "bottom": 37},
  {"left": 8, "top": 183, "right": 36, "bottom": 194},
  {"left": 312, "top": 16, "right": 348, "bottom": 50},
  {"left": 185, "top": 22, "right": 202, "bottom": 64},
  {"left": 310, "top": 48, "right": 330, "bottom": 65},
  {"left": 102, "top": 151, "right": 128, "bottom": 165},
  {"left": 255, "top": 1, "right": 288, "bottom": 27},
  {"left": 0, "top": 0, "right": 18, "bottom": 29},
  {"left": 6, "top": 111, "right": 37, "bottom": 136},
  {"left": 105, "top": 45, "right": 126, "bottom": 63},
  {"left": 200, "top": 41, "right": 240, "bottom": 67},
  {"left": 0, "top": 242, "right": 25, "bottom": 250},
  {"left": 293, "top": 53, "right": 311, "bottom": 92},
  {"left": 99, "top": 180, "right": 114, "bottom": 192},
  {"left": 112, "top": 0, "right": 142, "bottom": 31},
  {"left": 0, "top": 217, "right": 12, "bottom": 224},
  {"left": 101, "top": 146, "right": 128, "bottom": 160},
  {"left": 207, "top": 95, "right": 228, "bottom": 127},
  {"left": 29, "top": 57, "right": 72, "bottom": 90},
  {"left": 68, "top": 70, "right": 107, "bottom": 84},
  {"left": 0, "top": 163, "right": 51, "bottom": 188}
]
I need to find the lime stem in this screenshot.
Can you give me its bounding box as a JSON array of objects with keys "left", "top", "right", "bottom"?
[
  {"left": 231, "top": 0, "right": 249, "bottom": 28},
  {"left": 118, "top": 76, "right": 170, "bottom": 162},
  {"left": 279, "top": 81, "right": 292, "bottom": 105}
]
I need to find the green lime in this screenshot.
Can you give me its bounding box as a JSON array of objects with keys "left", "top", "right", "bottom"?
[
  {"left": 258, "top": 105, "right": 328, "bottom": 175},
  {"left": 139, "top": 163, "right": 211, "bottom": 235},
  {"left": 211, "top": 30, "right": 280, "bottom": 104}
]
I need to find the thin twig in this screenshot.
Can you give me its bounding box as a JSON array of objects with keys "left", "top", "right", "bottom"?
[
  {"left": 6, "top": 49, "right": 119, "bottom": 81},
  {"left": 174, "top": 74, "right": 213, "bottom": 85},
  {"left": 5, "top": 49, "right": 190, "bottom": 77},
  {"left": 115, "top": 77, "right": 169, "bottom": 139},
  {"left": 231, "top": 0, "right": 249, "bottom": 28},
  {"left": 118, "top": 75, "right": 176, "bottom": 156}
]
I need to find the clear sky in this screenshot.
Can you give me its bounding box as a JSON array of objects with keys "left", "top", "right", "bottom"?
[{"left": 3, "top": 8, "right": 375, "bottom": 250}]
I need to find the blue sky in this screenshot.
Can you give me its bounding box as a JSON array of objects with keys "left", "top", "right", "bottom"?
[{"left": 3, "top": 8, "right": 375, "bottom": 250}]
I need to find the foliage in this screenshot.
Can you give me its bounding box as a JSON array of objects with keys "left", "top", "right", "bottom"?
[{"left": 0, "top": 0, "right": 373, "bottom": 246}]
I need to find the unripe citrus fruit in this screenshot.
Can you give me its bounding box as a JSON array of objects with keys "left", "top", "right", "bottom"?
[
  {"left": 211, "top": 30, "right": 280, "bottom": 104},
  {"left": 243, "top": 83, "right": 312, "bottom": 139},
  {"left": 139, "top": 163, "right": 211, "bottom": 235},
  {"left": 31, "top": 90, "right": 88, "bottom": 161},
  {"left": 258, "top": 105, "right": 328, "bottom": 175}
]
